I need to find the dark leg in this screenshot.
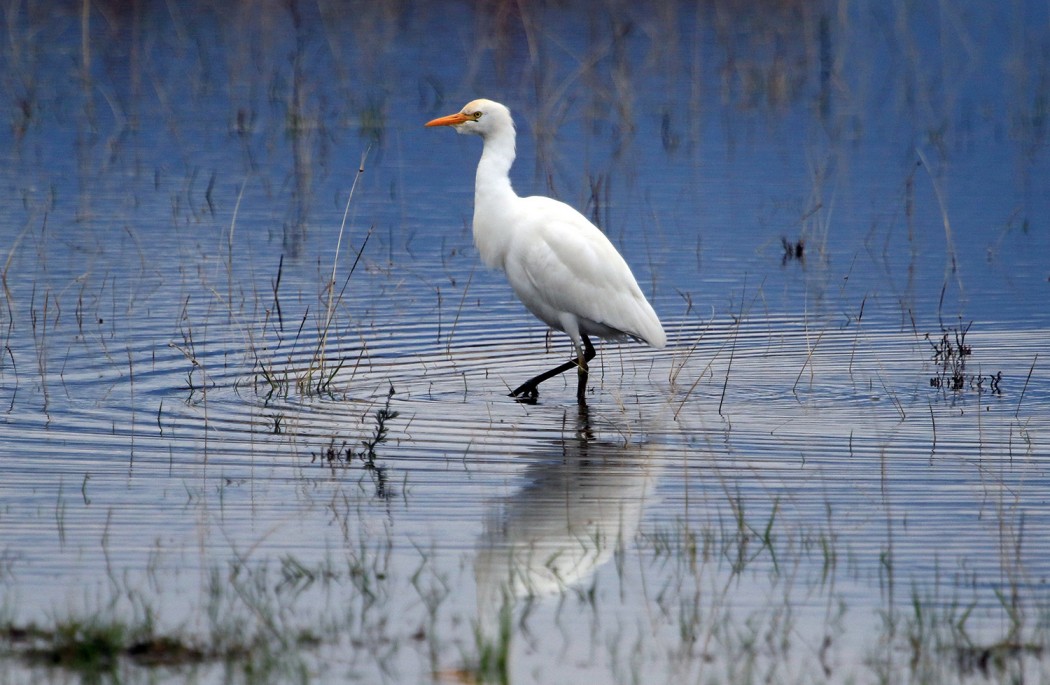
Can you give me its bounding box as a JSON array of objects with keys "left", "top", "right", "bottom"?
[
  {"left": 510, "top": 336, "right": 596, "bottom": 403},
  {"left": 575, "top": 336, "right": 595, "bottom": 405},
  {"left": 574, "top": 400, "right": 593, "bottom": 440}
]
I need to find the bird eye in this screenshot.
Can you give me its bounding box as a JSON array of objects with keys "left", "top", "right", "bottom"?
[{"left": 472, "top": 111, "right": 482, "bottom": 120}]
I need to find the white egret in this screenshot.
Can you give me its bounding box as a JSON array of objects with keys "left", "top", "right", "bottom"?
[{"left": 425, "top": 99, "right": 665, "bottom": 404}]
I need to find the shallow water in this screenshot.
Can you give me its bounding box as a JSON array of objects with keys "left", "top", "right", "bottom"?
[{"left": 2, "top": 1, "right": 1049, "bottom": 683}]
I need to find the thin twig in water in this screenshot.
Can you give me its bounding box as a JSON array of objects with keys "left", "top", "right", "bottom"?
[
  {"left": 1015, "top": 354, "right": 1037, "bottom": 418},
  {"left": 226, "top": 177, "right": 249, "bottom": 321},
  {"left": 673, "top": 285, "right": 760, "bottom": 421},
  {"left": 792, "top": 327, "right": 826, "bottom": 397},
  {"left": 271, "top": 254, "right": 284, "bottom": 332},
  {"left": 719, "top": 282, "right": 759, "bottom": 419},
  {"left": 877, "top": 372, "right": 905, "bottom": 421},
  {"left": 718, "top": 326, "right": 736, "bottom": 419},
  {"left": 444, "top": 264, "right": 475, "bottom": 358},
  {"left": 299, "top": 147, "right": 372, "bottom": 395},
  {"left": 928, "top": 401, "right": 936, "bottom": 458},
  {"left": 325, "top": 146, "right": 372, "bottom": 332},
  {"left": 3, "top": 217, "right": 39, "bottom": 313},
  {"left": 317, "top": 146, "right": 371, "bottom": 372},
  {"left": 916, "top": 148, "right": 961, "bottom": 288}
]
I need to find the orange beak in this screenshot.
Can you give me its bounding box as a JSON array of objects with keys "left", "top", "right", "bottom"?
[{"left": 425, "top": 111, "right": 471, "bottom": 127}]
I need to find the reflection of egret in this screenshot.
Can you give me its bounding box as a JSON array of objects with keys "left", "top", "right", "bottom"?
[
  {"left": 426, "top": 99, "right": 665, "bottom": 404},
  {"left": 474, "top": 406, "right": 655, "bottom": 648}
]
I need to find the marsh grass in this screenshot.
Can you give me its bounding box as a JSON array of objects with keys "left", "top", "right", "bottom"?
[
  {"left": 472, "top": 600, "right": 512, "bottom": 685},
  {"left": 8, "top": 618, "right": 212, "bottom": 673},
  {"left": 630, "top": 506, "right": 1050, "bottom": 684},
  {"left": 229, "top": 149, "right": 373, "bottom": 404},
  {"left": 5, "top": 496, "right": 1046, "bottom": 685},
  {"left": 307, "top": 147, "right": 372, "bottom": 395},
  {"left": 2, "top": 558, "right": 338, "bottom": 681},
  {"left": 927, "top": 321, "right": 1003, "bottom": 396},
  {"left": 0, "top": 507, "right": 408, "bottom": 679},
  {"left": 311, "top": 385, "right": 400, "bottom": 497}
]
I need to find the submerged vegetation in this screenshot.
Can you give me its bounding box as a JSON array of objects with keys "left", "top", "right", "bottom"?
[
  {"left": 312, "top": 385, "right": 400, "bottom": 497},
  {"left": 2, "top": 500, "right": 1047, "bottom": 683},
  {"left": 926, "top": 322, "right": 1003, "bottom": 396},
  {"left": 4, "top": 619, "right": 213, "bottom": 673}
]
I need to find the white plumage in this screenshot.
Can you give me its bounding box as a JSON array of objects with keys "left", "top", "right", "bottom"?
[{"left": 426, "top": 98, "right": 664, "bottom": 403}]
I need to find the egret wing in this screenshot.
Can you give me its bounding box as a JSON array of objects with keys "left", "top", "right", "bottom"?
[{"left": 508, "top": 197, "right": 665, "bottom": 347}]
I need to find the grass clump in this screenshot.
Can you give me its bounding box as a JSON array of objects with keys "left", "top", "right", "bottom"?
[
  {"left": 312, "top": 385, "right": 400, "bottom": 497},
  {"left": 2, "top": 616, "right": 212, "bottom": 677},
  {"left": 927, "top": 321, "right": 1002, "bottom": 395},
  {"left": 40, "top": 619, "right": 128, "bottom": 671},
  {"left": 474, "top": 601, "right": 512, "bottom": 685}
]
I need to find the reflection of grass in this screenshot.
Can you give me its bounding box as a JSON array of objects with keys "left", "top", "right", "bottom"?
[
  {"left": 4, "top": 582, "right": 298, "bottom": 681},
  {"left": 632, "top": 510, "right": 1049, "bottom": 684},
  {"left": 1, "top": 535, "right": 399, "bottom": 680},
  {"left": 5, "top": 507, "right": 1044, "bottom": 684}
]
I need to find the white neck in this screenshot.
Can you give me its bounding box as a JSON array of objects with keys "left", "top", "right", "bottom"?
[
  {"left": 472, "top": 126, "right": 519, "bottom": 268},
  {"left": 475, "top": 127, "right": 517, "bottom": 204}
]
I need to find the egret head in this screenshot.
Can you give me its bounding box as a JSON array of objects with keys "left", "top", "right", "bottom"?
[{"left": 425, "top": 99, "right": 512, "bottom": 138}]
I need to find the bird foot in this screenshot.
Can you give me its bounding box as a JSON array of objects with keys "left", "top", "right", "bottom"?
[{"left": 509, "top": 384, "right": 539, "bottom": 404}]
